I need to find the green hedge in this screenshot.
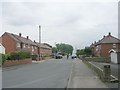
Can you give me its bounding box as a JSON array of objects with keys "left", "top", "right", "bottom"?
[
  {"left": 7, "top": 51, "right": 31, "bottom": 60},
  {"left": 0, "top": 51, "right": 31, "bottom": 64},
  {"left": 0, "top": 54, "right": 7, "bottom": 65},
  {"left": 31, "top": 54, "right": 38, "bottom": 60}
]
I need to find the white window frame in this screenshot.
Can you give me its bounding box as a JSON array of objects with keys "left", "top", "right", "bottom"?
[
  {"left": 17, "top": 43, "right": 20, "bottom": 48},
  {"left": 32, "top": 46, "right": 34, "bottom": 51}
]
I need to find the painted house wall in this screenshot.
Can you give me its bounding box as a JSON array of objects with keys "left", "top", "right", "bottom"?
[
  {"left": 111, "top": 52, "right": 117, "bottom": 64},
  {"left": 0, "top": 43, "right": 5, "bottom": 54}
]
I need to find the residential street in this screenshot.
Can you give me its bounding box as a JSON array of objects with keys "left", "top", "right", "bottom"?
[{"left": 2, "top": 58, "right": 73, "bottom": 88}]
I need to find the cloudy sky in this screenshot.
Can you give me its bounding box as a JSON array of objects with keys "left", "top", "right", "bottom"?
[{"left": 0, "top": 0, "right": 119, "bottom": 49}]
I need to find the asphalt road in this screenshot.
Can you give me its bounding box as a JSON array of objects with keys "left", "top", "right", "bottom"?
[{"left": 2, "top": 58, "right": 73, "bottom": 88}]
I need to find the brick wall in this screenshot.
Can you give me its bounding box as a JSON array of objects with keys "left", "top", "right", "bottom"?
[
  {"left": 3, "top": 58, "right": 32, "bottom": 67},
  {"left": 2, "top": 33, "right": 16, "bottom": 53}
]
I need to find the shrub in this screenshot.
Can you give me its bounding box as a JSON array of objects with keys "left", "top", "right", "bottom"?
[
  {"left": 31, "top": 54, "right": 37, "bottom": 60},
  {"left": 0, "top": 54, "right": 7, "bottom": 65},
  {"left": 18, "top": 51, "right": 31, "bottom": 59},
  {"left": 9, "top": 52, "right": 19, "bottom": 60},
  {"left": 7, "top": 50, "right": 31, "bottom": 60}
]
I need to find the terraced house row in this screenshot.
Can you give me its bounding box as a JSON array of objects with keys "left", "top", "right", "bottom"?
[
  {"left": 1, "top": 32, "right": 52, "bottom": 60},
  {"left": 90, "top": 32, "right": 120, "bottom": 57}
]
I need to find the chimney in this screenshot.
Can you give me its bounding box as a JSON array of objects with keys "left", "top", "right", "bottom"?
[
  {"left": 34, "top": 40, "right": 36, "bottom": 43},
  {"left": 103, "top": 35, "right": 105, "bottom": 38},
  {"left": 19, "top": 33, "right": 22, "bottom": 37},
  {"left": 94, "top": 41, "right": 96, "bottom": 44},
  {"left": 108, "top": 32, "right": 111, "bottom": 36},
  {"left": 27, "top": 36, "right": 29, "bottom": 39}
]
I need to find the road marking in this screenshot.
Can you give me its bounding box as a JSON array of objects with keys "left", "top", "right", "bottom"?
[{"left": 67, "top": 61, "right": 74, "bottom": 88}]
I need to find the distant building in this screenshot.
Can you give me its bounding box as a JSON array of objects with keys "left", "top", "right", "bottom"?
[
  {"left": 1, "top": 32, "right": 52, "bottom": 60},
  {"left": 90, "top": 32, "right": 120, "bottom": 57}
]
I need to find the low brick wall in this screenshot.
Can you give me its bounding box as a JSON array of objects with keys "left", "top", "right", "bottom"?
[
  {"left": 82, "top": 57, "right": 111, "bottom": 63},
  {"left": 83, "top": 61, "right": 118, "bottom": 83},
  {"left": 44, "top": 57, "right": 51, "bottom": 60},
  {"left": 3, "top": 58, "right": 32, "bottom": 67}
]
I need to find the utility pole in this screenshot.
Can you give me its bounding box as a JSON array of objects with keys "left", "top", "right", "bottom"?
[{"left": 39, "top": 25, "right": 41, "bottom": 60}]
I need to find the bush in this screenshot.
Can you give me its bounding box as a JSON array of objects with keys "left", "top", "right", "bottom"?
[
  {"left": 18, "top": 51, "right": 31, "bottom": 59},
  {"left": 31, "top": 54, "right": 38, "bottom": 60},
  {"left": 0, "top": 54, "right": 7, "bottom": 65},
  {"left": 7, "top": 50, "right": 31, "bottom": 60}
]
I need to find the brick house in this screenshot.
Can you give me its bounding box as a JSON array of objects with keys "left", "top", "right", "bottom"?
[
  {"left": 35, "top": 42, "right": 52, "bottom": 58},
  {"left": 90, "top": 32, "right": 120, "bottom": 57},
  {"left": 1, "top": 32, "right": 52, "bottom": 60}
]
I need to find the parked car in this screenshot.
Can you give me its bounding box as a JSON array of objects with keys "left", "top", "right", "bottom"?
[
  {"left": 56, "top": 54, "right": 63, "bottom": 59},
  {"left": 71, "top": 54, "right": 77, "bottom": 59}
]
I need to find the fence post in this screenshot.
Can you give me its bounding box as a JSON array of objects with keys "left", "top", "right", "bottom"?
[{"left": 103, "top": 65, "right": 111, "bottom": 82}]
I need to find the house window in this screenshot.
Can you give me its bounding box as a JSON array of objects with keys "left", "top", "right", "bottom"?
[
  {"left": 23, "top": 44, "right": 26, "bottom": 48},
  {"left": 28, "top": 44, "right": 30, "bottom": 48},
  {"left": 17, "top": 43, "right": 20, "bottom": 48},
  {"left": 113, "top": 44, "right": 116, "bottom": 48},
  {"left": 96, "top": 46, "right": 99, "bottom": 51},
  {"left": 35, "top": 46, "right": 37, "bottom": 49},
  {"left": 26, "top": 44, "right": 28, "bottom": 47},
  {"left": 32, "top": 46, "right": 34, "bottom": 51}
]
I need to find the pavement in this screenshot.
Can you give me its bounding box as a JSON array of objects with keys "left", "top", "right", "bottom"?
[{"left": 67, "top": 59, "right": 108, "bottom": 88}]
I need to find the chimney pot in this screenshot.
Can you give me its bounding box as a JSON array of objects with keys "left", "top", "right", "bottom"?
[
  {"left": 19, "top": 33, "right": 21, "bottom": 37},
  {"left": 27, "top": 36, "right": 29, "bottom": 39},
  {"left": 108, "top": 32, "right": 111, "bottom": 36}
]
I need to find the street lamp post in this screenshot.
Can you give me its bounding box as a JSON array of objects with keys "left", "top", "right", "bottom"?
[{"left": 39, "top": 25, "right": 41, "bottom": 60}]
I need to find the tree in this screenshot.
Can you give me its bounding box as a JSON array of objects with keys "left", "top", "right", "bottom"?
[
  {"left": 55, "top": 43, "right": 73, "bottom": 55},
  {"left": 76, "top": 47, "right": 92, "bottom": 57},
  {"left": 52, "top": 47, "right": 58, "bottom": 53},
  {"left": 84, "top": 47, "right": 92, "bottom": 56},
  {"left": 76, "top": 49, "right": 85, "bottom": 57}
]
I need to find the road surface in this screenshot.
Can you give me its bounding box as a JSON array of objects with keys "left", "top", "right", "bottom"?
[{"left": 2, "top": 58, "right": 73, "bottom": 88}]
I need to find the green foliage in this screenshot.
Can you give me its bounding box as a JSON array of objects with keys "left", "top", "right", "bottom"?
[
  {"left": 18, "top": 51, "right": 31, "bottom": 59},
  {"left": 52, "top": 47, "right": 58, "bottom": 53},
  {"left": 31, "top": 54, "right": 37, "bottom": 60},
  {"left": 55, "top": 43, "right": 73, "bottom": 55},
  {"left": 0, "top": 54, "right": 7, "bottom": 65},
  {"left": 76, "top": 47, "right": 92, "bottom": 57},
  {"left": 7, "top": 50, "right": 31, "bottom": 60},
  {"left": 84, "top": 47, "right": 92, "bottom": 56}
]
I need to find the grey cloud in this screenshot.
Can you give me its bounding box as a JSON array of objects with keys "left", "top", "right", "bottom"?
[{"left": 1, "top": 2, "right": 118, "bottom": 48}]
